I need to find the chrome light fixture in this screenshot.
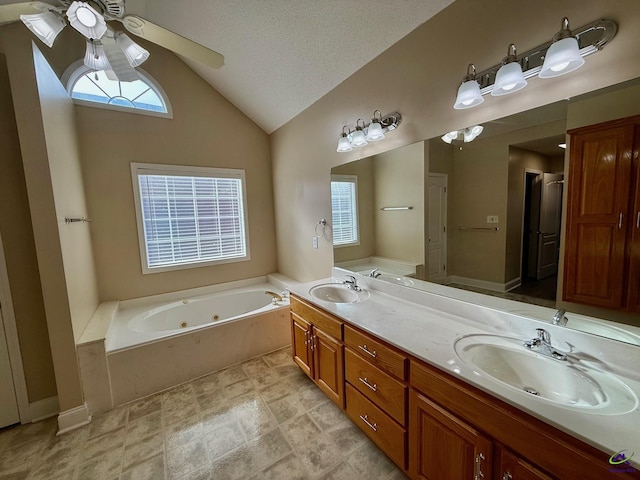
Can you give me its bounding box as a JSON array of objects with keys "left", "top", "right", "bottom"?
[
  {"left": 336, "top": 126, "right": 353, "bottom": 153},
  {"left": 20, "top": 11, "right": 66, "bottom": 47},
  {"left": 336, "top": 111, "right": 402, "bottom": 153},
  {"left": 67, "top": 1, "right": 107, "bottom": 40},
  {"left": 453, "top": 17, "right": 616, "bottom": 109},
  {"left": 454, "top": 64, "right": 484, "bottom": 109},
  {"left": 492, "top": 44, "right": 527, "bottom": 96},
  {"left": 539, "top": 17, "right": 585, "bottom": 78},
  {"left": 365, "top": 110, "right": 385, "bottom": 141},
  {"left": 351, "top": 119, "right": 368, "bottom": 147}
]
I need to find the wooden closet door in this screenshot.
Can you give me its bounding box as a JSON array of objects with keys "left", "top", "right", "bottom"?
[
  {"left": 627, "top": 127, "right": 640, "bottom": 313},
  {"left": 563, "top": 125, "right": 635, "bottom": 308}
]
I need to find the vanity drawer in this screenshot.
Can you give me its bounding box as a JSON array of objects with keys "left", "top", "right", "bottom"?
[
  {"left": 345, "top": 348, "right": 406, "bottom": 424},
  {"left": 290, "top": 295, "right": 342, "bottom": 340},
  {"left": 344, "top": 324, "right": 407, "bottom": 379},
  {"left": 345, "top": 383, "right": 406, "bottom": 470}
]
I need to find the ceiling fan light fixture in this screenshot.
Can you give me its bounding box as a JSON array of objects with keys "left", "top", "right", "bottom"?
[
  {"left": 20, "top": 11, "right": 66, "bottom": 48},
  {"left": 539, "top": 18, "right": 585, "bottom": 78},
  {"left": 84, "top": 40, "right": 111, "bottom": 71},
  {"left": 116, "top": 32, "right": 150, "bottom": 67},
  {"left": 67, "top": 1, "right": 107, "bottom": 40}
]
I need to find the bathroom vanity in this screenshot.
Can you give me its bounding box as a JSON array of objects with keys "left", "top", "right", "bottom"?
[{"left": 285, "top": 276, "right": 640, "bottom": 480}]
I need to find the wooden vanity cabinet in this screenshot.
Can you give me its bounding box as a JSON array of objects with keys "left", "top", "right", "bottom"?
[
  {"left": 497, "top": 447, "right": 554, "bottom": 480},
  {"left": 409, "top": 389, "right": 492, "bottom": 480},
  {"left": 343, "top": 324, "right": 408, "bottom": 470},
  {"left": 564, "top": 115, "right": 640, "bottom": 312},
  {"left": 290, "top": 295, "right": 344, "bottom": 408}
]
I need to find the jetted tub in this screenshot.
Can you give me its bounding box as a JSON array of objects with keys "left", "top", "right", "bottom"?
[{"left": 100, "top": 280, "right": 291, "bottom": 406}]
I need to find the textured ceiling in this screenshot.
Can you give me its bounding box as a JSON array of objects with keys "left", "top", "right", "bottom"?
[{"left": 125, "top": 0, "right": 455, "bottom": 133}]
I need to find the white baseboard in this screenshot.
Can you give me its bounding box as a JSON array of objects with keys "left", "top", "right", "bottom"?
[
  {"left": 27, "top": 395, "right": 59, "bottom": 423},
  {"left": 57, "top": 403, "right": 91, "bottom": 435},
  {"left": 504, "top": 277, "right": 522, "bottom": 292},
  {"left": 448, "top": 275, "right": 507, "bottom": 293}
]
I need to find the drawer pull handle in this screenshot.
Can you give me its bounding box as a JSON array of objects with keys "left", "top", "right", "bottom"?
[
  {"left": 502, "top": 473, "right": 513, "bottom": 480},
  {"left": 358, "top": 377, "right": 378, "bottom": 392},
  {"left": 359, "top": 344, "right": 377, "bottom": 358},
  {"left": 359, "top": 414, "right": 378, "bottom": 432}
]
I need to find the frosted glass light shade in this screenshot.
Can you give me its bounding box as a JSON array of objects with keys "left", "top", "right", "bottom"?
[
  {"left": 84, "top": 41, "right": 111, "bottom": 71},
  {"left": 20, "top": 12, "right": 66, "bottom": 48},
  {"left": 454, "top": 79, "right": 484, "bottom": 109},
  {"left": 463, "top": 125, "right": 483, "bottom": 142},
  {"left": 67, "top": 1, "right": 107, "bottom": 40},
  {"left": 116, "top": 33, "right": 150, "bottom": 67},
  {"left": 441, "top": 131, "right": 459, "bottom": 144},
  {"left": 365, "top": 120, "right": 385, "bottom": 141},
  {"left": 351, "top": 128, "right": 368, "bottom": 147},
  {"left": 539, "top": 37, "right": 584, "bottom": 78},
  {"left": 336, "top": 134, "right": 353, "bottom": 152},
  {"left": 492, "top": 62, "right": 527, "bottom": 96}
]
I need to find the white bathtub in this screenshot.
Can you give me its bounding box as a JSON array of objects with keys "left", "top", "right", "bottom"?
[{"left": 80, "top": 279, "right": 292, "bottom": 409}]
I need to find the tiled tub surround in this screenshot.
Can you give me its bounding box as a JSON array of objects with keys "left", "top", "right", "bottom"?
[
  {"left": 282, "top": 271, "right": 640, "bottom": 469},
  {"left": 78, "top": 278, "right": 291, "bottom": 414},
  {"left": 0, "top": 348, "right": 407, "bottom": 479}
]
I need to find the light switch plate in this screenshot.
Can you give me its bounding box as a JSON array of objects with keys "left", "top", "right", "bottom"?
[{"left": 312, "top": 236, "right": 318, "bottom": 249}]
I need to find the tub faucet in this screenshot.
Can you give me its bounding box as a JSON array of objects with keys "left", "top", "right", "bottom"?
[
  {"left": 523, "top": 328, "right": 567, "bottom": 361},
  {"left": 343, "top": 275, "right": 361, "bottom": 291},
  {"left": 368, "top": 268, "right": 381, "bottom": 278},
  {"left": 552, "top": 309, "right": 568, "bottom": 326},
  {"left": 265, "top": 291, "right": 283, "bottom": 304}
]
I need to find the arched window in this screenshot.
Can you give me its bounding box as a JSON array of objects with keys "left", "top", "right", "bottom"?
[{"left": 63, "top": 61, "right": 172, "bottom": 118}]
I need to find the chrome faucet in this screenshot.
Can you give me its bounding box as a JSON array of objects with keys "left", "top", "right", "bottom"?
[
  {"left": 552, "top": 309, "right": 568, "bottom": 326},
  {"left": 524, "top": 328, "right": 567, "bottom": 361},
  {"left": 265, "top": 291, "right": 283, "bottom": 304},
  {"left": 368, "top": 268, "right": 381, "bottom": 278},
  {"left": 343, "top": 275, "right": 361, "bottom": 291}
]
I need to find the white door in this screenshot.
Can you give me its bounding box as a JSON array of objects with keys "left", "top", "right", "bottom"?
[
  {"left": 536, "top": 173, "right": 564, "bottom": 279},
  {"left": 427, "top": 174, "right": 447, "bottom": 282},
  {"left": 0, "top": 305, "right": 20, "bottom": 427}
]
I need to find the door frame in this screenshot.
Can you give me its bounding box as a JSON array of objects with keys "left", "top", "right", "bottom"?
[
  {"left": 520, "top": 169, "right": 543, "bottom": 284},
  {"left": 0, "top": 231, "right": 30, "bottom": 423}
]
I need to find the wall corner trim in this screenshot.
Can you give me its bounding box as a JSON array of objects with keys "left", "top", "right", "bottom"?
[
  {"left": 27, "top": 395, "right": 59, "bottom": 423},
  {"left": 56, "top": 403, "right": 91, "bottom": 435}
]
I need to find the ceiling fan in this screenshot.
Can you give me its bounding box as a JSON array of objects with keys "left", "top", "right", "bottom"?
[{"left": 0, "top": 0, "right": 224, "bottom": 81}]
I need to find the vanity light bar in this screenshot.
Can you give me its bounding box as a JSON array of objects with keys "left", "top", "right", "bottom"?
[
  {"left": 337, "top": 111, "right": 402, "bottom": 153},
  {"left": 454, "top": 18, "right": 617, "bottom": 107}
]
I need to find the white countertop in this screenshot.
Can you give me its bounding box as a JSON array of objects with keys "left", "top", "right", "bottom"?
[{"left": 269, "top": 272, "right": 640, "bottom": 468}]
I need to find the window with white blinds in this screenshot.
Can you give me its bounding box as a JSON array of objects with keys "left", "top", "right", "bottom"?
[
  {"left": 131, "top": 163, "right": 250, "bottom": 273},
  {"left": 331, "top": 175, "right": 359, "bottom": 247}
]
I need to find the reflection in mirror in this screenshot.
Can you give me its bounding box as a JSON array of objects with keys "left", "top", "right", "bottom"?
[{"left": 331, "top": 78, "right": 640, "bottom": 346}]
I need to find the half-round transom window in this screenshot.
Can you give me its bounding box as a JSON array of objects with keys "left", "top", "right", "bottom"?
[{"left": 63, "top": 61, "right": 172, "bottom": 118}]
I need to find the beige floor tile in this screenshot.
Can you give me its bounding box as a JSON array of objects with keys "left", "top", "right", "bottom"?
[
  {"left": 126, "top": 410, "right": 162, "bottom": 445},
  {"left": 127, "top": 393, "right": 162, "bottom": 421},
  {"left": 248, "top": 452, "right": 307, "bottom": 480},
  {"left": 76, "top": 447, "right": 123, "bottom": 480},
  {"left": 121, "top": 454, "right": 164, "bottom": 480},
  {"left": 216, "top": 365, "right": 248, "bottom": 386},
  {"left": 89, "top": 406, "right": 128, "bottom": 438},
  {"left": 267, "top": 393, "right": 307, "bottom": 424},
  {"left": 208, "top": 444, "right": 258, "bottom": 480},
  {"left": 246, "top": 428, "right": 292, "bottom": 470},
  {"left": 203, "top": 420, "right": 245, "bottom": 460},
  {"left": 122, "top": 433, "right": 164, "bottom": 471},
  {"left": 308, "top": 400, "right": 346, "bottom": 431},
  {"left": 166, "top": 438, "right": 209, "bottom": 480},
  {"left": 165, "top": 416, "right": 203, "bottom": 450}
]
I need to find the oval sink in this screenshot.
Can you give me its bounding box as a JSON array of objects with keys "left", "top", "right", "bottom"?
[
  {"left": 309, "top": 283, "right": 370, "bottom": 304},
  {"left": 454, "top": 334, "right": 637, "bottom": 414},
  {"left": 377, "top": 273, "right": 415, "bottom": 287}
]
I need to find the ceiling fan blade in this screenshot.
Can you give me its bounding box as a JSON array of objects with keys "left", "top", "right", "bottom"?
[
  {"left": 121, "top": 15, "right": 224, "bottom": 69},
  {"left": 0, "top": 1, "right": 50, "bottom": 25}
]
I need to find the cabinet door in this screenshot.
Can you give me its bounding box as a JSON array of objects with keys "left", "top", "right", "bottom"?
[
  {"left": 409, "top": 390, "right": 492, "bottom": 480},
  {"left": 291, "top": 314, "right": 312, "bottom": 378},
  {"left": 313, "top": 327, "right": 344, "bottom": 408},
  {"left": 498, "top": 448, "right": 554, "bottom": 480},
  {"left": 564, "top": 125, "right": 635, "bottom": 308},
  {"left": 627, "top": 127, "right": 640, "bottom": 313}
]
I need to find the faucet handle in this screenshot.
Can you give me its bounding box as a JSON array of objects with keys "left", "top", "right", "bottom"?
[{"left": 536, "top": 328, "right": 550, "bottom": 343}]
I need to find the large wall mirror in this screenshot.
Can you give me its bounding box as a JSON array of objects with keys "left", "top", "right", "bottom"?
[{"left": 332, "top": 77, "right": 640, "bottom": 346}]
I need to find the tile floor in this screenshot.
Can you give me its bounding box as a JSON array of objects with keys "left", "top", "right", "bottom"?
[{"left": 0, "top": 347, "right": 407, "bottom": 479}]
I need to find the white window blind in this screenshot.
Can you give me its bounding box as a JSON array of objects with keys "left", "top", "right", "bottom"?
[
  {"left": 331, "top": 175, "right": 359, "bottom": 246},
  {"left": 132, "top": 164, "right": 249, "bottom": 272}
]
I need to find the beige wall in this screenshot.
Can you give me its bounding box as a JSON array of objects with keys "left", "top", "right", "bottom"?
[
  {"left": 4, "top": 29, "right": 85, "bottom": 411},
  {"left": 373, "top": 142, "right": 424, "bottom": 265},
  {"left": 72, "top": 37, "right": 276, "bottom": 301},
  {"left": 272, "top": 0, "right": 640, "bottom": 284},
  {"left": 0, "top": 54, "right": 56, "bottom": 402}
]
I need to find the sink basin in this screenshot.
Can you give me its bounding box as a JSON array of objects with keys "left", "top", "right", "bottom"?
[
  {"left": 377, "top": 273, "right": 415, "bottom": 286},
  {"left": 454, "top": 334, "right": 637, "bottom": 414},
  {"left": 309, "top": 283, "right": 370, "bottom": 304}
]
